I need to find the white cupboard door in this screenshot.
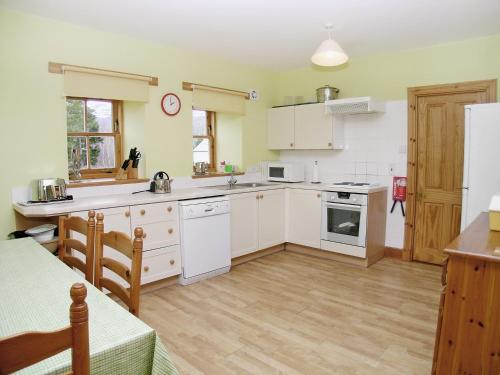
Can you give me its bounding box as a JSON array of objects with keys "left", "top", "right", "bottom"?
[
  {"left": 294, "top": 103, "right": 334, "bottom": 150},
  {"left": 230, "top": 192, "right": 259, "bottom": 258},
  {"left": 258, "top": 189, "right": 285, "bottom": 249},
  {"left": 287, "top": 189, "right": 322, "bottom": 248},
  {"left": 267, "top": 106, "right": 295, "bottom": 149}
]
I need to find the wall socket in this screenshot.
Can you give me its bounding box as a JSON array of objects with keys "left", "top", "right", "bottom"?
[{"left": 389, "top": 163, "right": 396, "bottom": 176}]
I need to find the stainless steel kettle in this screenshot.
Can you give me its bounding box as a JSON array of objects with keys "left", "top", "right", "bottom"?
[{"left": 150, "top": 171, "right": 172, "bottom": 194}]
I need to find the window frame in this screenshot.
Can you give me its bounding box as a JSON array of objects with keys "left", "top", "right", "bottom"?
[
  {"left": 192, "top": 110, "right": 216, "bottom": 171},
  {"left": 66, "top": 97, "right": 123, "bottom": 180}
]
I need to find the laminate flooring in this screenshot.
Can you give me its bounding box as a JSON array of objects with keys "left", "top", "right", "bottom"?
[{"left": 141, "top": 252, "right": 442, "bottom": 375}]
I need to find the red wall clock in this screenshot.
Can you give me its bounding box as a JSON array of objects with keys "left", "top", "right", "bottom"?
[{"left": 161, "top": 93, "right": 181, "bottom": 116}]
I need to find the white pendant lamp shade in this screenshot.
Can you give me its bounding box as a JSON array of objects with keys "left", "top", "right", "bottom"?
[{"left": 311, "top": 25, "right": 349, "bottom": 67}]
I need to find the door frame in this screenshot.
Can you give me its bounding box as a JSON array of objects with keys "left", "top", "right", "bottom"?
[{"left": 403, "top": 79, "right": 497, "bottom": 261}]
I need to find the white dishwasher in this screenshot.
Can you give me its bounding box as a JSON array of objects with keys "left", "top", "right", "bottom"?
[{"left": 179, "top": 196, "right": 231, "bottom": 285}]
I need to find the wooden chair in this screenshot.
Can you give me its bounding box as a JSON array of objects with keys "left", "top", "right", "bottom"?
[
  {"left": 58, "top": 211, "right": 96, "bottom": 283},
  {"left": 0, "top": 283, "right": 90, "bottom": 375},
  {"left": 94, "top": 213, "right": 143, "bottom": 317}
]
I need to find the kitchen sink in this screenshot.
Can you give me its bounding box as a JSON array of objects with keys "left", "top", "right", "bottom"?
[{"left": 202, "top": 182, "right": 273, "bottom": 190}]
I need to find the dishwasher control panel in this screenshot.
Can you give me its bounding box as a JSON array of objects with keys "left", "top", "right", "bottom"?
[{"left": 180, "top": 197, "right": 230, "bottom": 219}]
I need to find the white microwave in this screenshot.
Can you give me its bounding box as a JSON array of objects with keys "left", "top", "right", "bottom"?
[{"left": 267, "top": 162, "right": 304, "bottom": 182}]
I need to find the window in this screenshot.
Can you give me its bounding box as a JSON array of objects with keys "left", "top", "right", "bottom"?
[
  {"left": 192, "top": 110, "right": 216, "bottom": 169},
  {"left": 66, "top": 98, "right": 122, "bottom": 179}
]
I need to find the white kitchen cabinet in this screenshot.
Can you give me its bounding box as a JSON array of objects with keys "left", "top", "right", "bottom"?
[
  {"left": 294, "top": 103, "right": 344, "bottom": 150},
  {"left": 131, "top": 201, "right": 180, "bottom": 251},
  {"left": 267, "top": 106, "right": 295, "bottom": 149},
  {"left": 230, "top": 192, "right": 259, "bottom": 258},
  {"left": 267, "top": 103, "right": 344, "bottom": 150},
  {"left": 287, "top": 189, "right": 322, "bottom": 248},
  {"left": 141, "top": 246, "right": 181, "bottom": 284},
  {"left": 71, "top": 201, "right": 182, "bottom": 286},
  {"left": 230, "top": 189, "right": 286, "bottom": 258},
  {"left": 258, "top": 189, "right": 286, "bottom": 249}
]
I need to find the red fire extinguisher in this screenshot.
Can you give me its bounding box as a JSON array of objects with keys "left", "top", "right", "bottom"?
[{"left": 391, "top": 176, "right": 407, "bottom": 216}]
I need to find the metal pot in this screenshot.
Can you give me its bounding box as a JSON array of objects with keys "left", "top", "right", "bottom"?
[
  {"left": 316, "top": 85, "right": 339, "bottom": 102},
  {"left": 150, "top": 171, "right": 172, "bottom": 194}
]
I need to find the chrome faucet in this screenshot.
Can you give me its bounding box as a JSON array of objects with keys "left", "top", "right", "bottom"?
[{"left": 227, "top": 170, "right": 238, "bottom": 187}]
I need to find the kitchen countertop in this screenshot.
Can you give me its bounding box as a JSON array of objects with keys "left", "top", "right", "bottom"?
[
  {"left": 13, "top": 182, "right": 387, "bottom": 218},
  {"left": 445, "top": 213, "right": 500, "bottom": 263}
]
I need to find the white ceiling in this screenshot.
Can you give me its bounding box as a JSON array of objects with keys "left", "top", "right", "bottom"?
[{"left": 2, "top": 0, "right": 500, "bottom": 71}]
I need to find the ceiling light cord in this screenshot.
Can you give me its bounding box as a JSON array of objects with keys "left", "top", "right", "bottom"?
[{"left": 325, "top": 24, "right": 333, "bottom": 40}]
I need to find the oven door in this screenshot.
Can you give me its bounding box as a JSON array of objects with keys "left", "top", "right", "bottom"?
[{"left": 322, "top": 202, "right": 367, "bottom": 247}]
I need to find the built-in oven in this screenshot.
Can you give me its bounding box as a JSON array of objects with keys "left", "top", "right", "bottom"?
[{"left": 321, "top": 191, "right": 368, "bottom": 248}]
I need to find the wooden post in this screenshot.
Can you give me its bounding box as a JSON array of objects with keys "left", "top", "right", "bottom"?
[
  {"left": 130, "top": 227, "right": 143, "bottom": 316},
  {"left": 58, "top": 215, "right": 67, "bottom": 260},
  {"left": 69, "top": 283, "right": 90, "bottom": 375},
  {"left": 94, "top": 213, "right": 104, "bottom": 291},
  {"left": 85, "top": 211, "right": 96, "bottom": 283}
]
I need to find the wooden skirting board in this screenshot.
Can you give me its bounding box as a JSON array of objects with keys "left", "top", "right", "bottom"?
[
  {"left": 231, "top": 244, "right": 285, "bottom": 266},
  {"left": 384, "top": 246, "right": 403, "bottom": 259},
  {"left": 140, "top": 274, "right": 180, "bottom": 295},
  {"left": 285, "top": 243, "right": 371, "bottom": 267}
]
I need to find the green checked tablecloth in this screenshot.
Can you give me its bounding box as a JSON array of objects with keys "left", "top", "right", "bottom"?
[{"left": 0, "top": 238, "right": 179, "bottom": 375}]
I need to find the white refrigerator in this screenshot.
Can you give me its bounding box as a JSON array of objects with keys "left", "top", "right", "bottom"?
[{"left": 461, "top": 103, "right": 500, "bottom": 230}]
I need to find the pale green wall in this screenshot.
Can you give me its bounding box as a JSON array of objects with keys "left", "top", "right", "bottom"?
[
  {"left": 0, "top": 9, "right": 278, "bottom": 238},
  {"left": 1, "top": 7, "right": 499, "bottom": 239},
  {"left": 275, "top": 34, "right": 500, "bottom": 103},
  {"left": 216, "top": 114, "right": 243, "bottom": 170},
  {"left": 123, "top": 102, "right": 146, "bottom": 175}
]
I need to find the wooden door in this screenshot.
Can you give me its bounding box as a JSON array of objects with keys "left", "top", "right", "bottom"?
[
  {"left": 267, "top": 106, "right": 295, "bottom": 149},
  {"left": 230, "top": 192, "right": 259, "bottom": 258},
  {"left": 287, "top": 189, "right": 322, "bottom": 248},
  {"left": 258, "top": 189, "right": 285, "bottom": 249},
  {"left": 407, "top": 80, "right": 496, "bottom": 264},
  {"left": 294, "top": 103, "right": 333, "bottom": 149}
]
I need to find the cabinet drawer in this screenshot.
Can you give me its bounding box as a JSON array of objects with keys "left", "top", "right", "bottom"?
[
  {"left": 141, "top": 246, "right": 181, "bottom": 284},
  {"left": 131, "top": 202, "right": 178, "bottom": 225},
  {"left": 139, "top": 221, "right": 179, "bottom": 251}
]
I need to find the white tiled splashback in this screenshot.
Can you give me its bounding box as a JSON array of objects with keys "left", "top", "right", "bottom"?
[
  {"left": 280, "top": 100, "right": 407, "bottom": 184},
  {"left": 279, "top": 100, "right": 408, "bottom": 249}
]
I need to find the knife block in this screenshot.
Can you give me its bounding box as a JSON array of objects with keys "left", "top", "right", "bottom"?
[
  {"left": 127, "top": 167, "right": 138, "bottom": 179},
  {"left": 116, "top": 163, "right": 129, "bottom": 180}
]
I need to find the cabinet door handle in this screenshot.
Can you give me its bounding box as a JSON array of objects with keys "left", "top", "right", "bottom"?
[
  {"left": 124, "top": 211, "right": 130, "bottom": 218},
  {"left": 328, "top": 142, "right": 332, "bottom": 147},
  {"left": 140, "top": 209, "right": 146, "bottom": 216},
  {"left": 260, "top": 194, "right": 264, "bottom": 199},
  {"left": 256, "top": 194, "right": 260, "bottom": 200},
  {"left": 317, "top": 193, "right": 321, "bottom": 198},
  {"left": 168, "top": 228, "right": 173, "bottom": 234},
  {"left": 167, "top": 206, "right": 173, "bottom": 213},
  {"left": 144, "top": 266, "right": 150, "bottom": 272},
  {"left": 169, "top": 259, "right": 175, "bottom": 265},
  {"left": 290, "top": 142, "right": 294, "bottom": 147},
  {"left": 142, "top": 232, "right": 147, "bottom": 239}
]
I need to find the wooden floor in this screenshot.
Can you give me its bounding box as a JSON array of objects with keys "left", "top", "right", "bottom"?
[{"left": 141, "top": 251, "right": 442, "bottom": 375}]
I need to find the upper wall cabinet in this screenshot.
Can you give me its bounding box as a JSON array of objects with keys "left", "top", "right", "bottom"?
[
  {"left": 267, "top": 106, "right": 295, "bottom": 149},
  {"left": 267, "top": 103, "right": 344, "bottom": 150}
]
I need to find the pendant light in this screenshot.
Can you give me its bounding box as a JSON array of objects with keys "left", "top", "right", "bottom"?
[{"left": 311, "top": 24, "right": 349, "bottom": 67}]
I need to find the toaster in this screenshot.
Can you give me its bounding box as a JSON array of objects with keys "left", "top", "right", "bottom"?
[{"left": 34, "top": 178, "right": 68, "bottom": 202}]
